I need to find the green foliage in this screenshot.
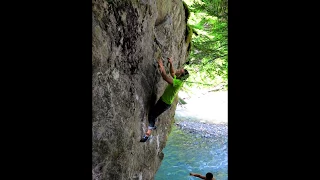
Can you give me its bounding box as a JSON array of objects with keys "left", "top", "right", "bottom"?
[
  {"left": 182, "top": 0, "right": 228, "bottom": 90},
  {"left": 191, "top": 0, "right": 228, "bottom": 21},
  {"left": 178, "top": 98, "right": 187, "bottom": 105}
]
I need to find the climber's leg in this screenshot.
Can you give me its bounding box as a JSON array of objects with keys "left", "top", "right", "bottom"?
[
  {"left": 140, "top": 98, "right": 171, "bottom": 142},
  {"left": 148, "top": 98, "right": 171, "bottom": 129}
]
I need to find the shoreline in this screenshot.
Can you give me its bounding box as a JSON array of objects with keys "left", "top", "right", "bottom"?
[{"left": 176, "top": 90, "right": 228, "bottom": 125}]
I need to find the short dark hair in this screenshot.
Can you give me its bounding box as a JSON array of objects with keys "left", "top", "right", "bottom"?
[
  {"left": 180, "top": 69, "right": 189, "bottom": 80},
  {"left": 183, "top": 69, "right": 189, "bottom": 76},
  {"left": 206, "top": 172, "right": 213, "bottom": 179}
]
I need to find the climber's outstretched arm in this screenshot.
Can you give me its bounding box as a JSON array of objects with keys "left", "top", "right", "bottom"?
[
  {"left": 168, "top": 57, "right": 175, "bottom": 78},
  {"left": 158, "top": 58, "right": 173, "bottom": 85},
  {"left": 189, "top": 173, "right": 206, "bottom": 179}
]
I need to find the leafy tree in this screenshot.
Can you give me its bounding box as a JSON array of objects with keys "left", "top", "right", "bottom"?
[
  {"left": 182, "top": 0, "right": 228, "bottom": 90},
  {"left": 191, "top": 0, "right": 228, "bottom": 21}
]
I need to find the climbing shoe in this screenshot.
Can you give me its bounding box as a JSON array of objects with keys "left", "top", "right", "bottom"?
[{"left": 140, "top": 135, "right": 149, "bottom": 142}]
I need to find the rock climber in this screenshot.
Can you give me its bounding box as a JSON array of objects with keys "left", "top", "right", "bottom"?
[
  {"left": 140, "top": 56, "right": 189, "bottom": 142},
  {"left": 189, "top": 172, "right": 216, "bottom": 180}
]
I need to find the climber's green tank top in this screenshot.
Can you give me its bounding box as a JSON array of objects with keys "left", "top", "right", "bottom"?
[{"left": 161, "top": 75, "right": 183, "bottom": 105}]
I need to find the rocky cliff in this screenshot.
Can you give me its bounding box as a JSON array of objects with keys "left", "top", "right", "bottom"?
[{"left": 92, "top": 0, "right": 190, "bottom": 179}]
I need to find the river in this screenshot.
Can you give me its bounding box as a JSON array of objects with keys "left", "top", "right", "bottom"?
[{"left": 155, "top": 90, "right": 228, "bottom": 180}]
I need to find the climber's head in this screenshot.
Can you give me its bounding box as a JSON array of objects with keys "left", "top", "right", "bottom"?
[
  {"left": 205, "top": 172, "right": 214, "bottom": 180},
  {"left": 176, "top": 68, "right": 189, "bottom": 81}
]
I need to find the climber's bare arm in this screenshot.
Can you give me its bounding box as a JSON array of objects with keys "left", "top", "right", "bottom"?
[
  {"left": 189, "top": 173, "right": 206, "bottom": 179},
  {"left": 168, "top": 57, "right": 175, "bottom": 78},
  {"left": 158, "top": 58, "right": 173, "bottom": 85}
]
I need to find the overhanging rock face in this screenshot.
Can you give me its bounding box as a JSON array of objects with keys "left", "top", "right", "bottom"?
[{"left": 92, "top": 0, "right": 189, "bottom": 179}]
